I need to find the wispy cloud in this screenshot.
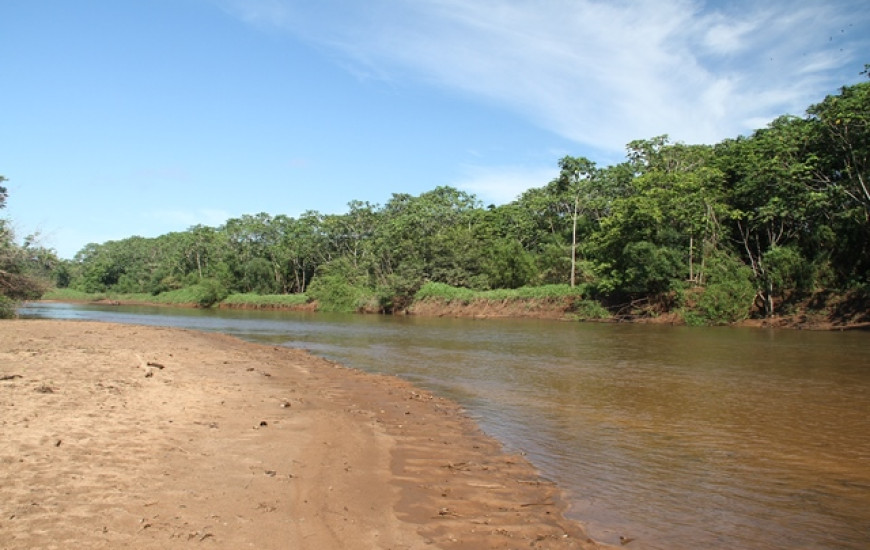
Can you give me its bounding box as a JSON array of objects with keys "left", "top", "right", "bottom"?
[
  {"left": 453, "top": 165, "right": 558, "bottom": 205},
  {"left": 218, "top": 0, "right": 869, "bottom": 153}
]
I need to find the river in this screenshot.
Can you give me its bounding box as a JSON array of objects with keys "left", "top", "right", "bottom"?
[{"left": 18, "top": 302, "right": 870, "bottom": 549}]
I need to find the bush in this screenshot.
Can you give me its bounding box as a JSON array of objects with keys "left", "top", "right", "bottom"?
[
  {"left": 0, "top": 296, "right": 16, "bottom": 319},
  {"left": 149, "top": 279, "right": 228, "bottom": 307},
  {"left": 307, "top": 274, "right": 376, "bottom": 312},
  {"left": 681, "top": 253, "right": 756, "bottom": 325},
  {"left": 571, "top": 299, "right": 611, "bottom": 320},
  {"left": 192, "top": 279, "right": 229, "bottom": 308}
]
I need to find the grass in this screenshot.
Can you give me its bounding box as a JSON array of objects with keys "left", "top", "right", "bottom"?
[{"left": 414, "top": 282, "right": 587, "bottom": 303}]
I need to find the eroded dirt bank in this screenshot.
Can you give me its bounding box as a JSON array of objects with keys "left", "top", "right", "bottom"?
[{"left": 0, "top": 320, "right": 606, "bottom": 549}]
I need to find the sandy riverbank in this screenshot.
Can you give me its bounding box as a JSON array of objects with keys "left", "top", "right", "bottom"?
[{"left": 0, "top": 320, "right": 606, "bottom": 549}]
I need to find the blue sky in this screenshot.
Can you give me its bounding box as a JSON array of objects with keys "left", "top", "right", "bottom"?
[{"left": 2, "top": 0, "right": 868, "bottom": 259}]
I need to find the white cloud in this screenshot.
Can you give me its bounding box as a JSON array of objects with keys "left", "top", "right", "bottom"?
[
  {"left": 453, "top": 165, "right": 557, "bottom": 205},
  {"left": 219, "top": 0, "right": 870, "bottom": 152}
]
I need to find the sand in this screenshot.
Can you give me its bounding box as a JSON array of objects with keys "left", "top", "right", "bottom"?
[{"left": 0, "top": 320, "right": 605, "bottom": 549}]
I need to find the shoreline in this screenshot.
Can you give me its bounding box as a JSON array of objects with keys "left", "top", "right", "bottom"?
[
  {"left": 45, "top": 296, "right": 870, "bottom": 331},
  {"left": 0, "top": 320, "right": 607, "bottom": 549}
]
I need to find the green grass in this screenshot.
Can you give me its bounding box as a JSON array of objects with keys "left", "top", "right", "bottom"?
[
  {"left": 413, "top": 282, "right": 476, "bottom": 303},
  {"left": 414, "top": 282, "right": 587, "bottom": 303}
]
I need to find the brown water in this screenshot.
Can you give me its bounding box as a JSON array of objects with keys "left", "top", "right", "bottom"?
[{"left": 21, "top": 303, "right": 870, "bottom": 549}]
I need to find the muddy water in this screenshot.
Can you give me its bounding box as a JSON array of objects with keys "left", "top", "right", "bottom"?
[{"left": 20, "top": 302, "right": 870, "bottom": 549}]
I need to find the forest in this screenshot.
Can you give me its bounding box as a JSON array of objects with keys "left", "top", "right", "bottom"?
[{"left": 3, "top": 78, "right": 869, "bottom": 325}]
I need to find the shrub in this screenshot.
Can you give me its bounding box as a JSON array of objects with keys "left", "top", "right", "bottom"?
[
  {"left": 571, "top": 299, "right": 611, "bottom": 320},
  {"left": 307, "top": 274, "right": 375, "bottom": 312},
  {"left": 192, "top": 279, "right": 229, "bottom": 308},
  {"left": 681, "top": 252, "right": 756, "bottom": 325},
  {"left": 0, "top": 296, "right": 16, "bottom": 319}
]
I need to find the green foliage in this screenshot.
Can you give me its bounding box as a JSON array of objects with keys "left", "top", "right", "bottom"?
[
  {"left": 1, "top": 178, "right": 52, "bottom": 310},
  {"left": 619, "top": 241, "right": 684, "bottom": 294},
  {"left": 306, "top": 259, "right": 377, "bottom": 312},
  {"left": 680, "top": 252, "right": 756, "bottom": 325},
  {"left": 415, "top": 282, "right": 586, "bottom": 304},
  {"left": 571, "top": 299, "right": 612, "bottom": 320},
  {"left": 191, "top": 279, "right": 229, "bottom": 308},
  {"left": 414, "top": 282, "right": 476, "bottom": 303},
  {"left": 482, "top": 239, "right": 537, "bottom": 289},
  {"left": 307, "top": 275, "right": 375, "bottom": 312},
  {"left": 0, "top": 295, "right": 16, "bottom": 319}
]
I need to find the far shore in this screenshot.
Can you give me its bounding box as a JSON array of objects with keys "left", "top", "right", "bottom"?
[
  {"left": 38, "top": 294, "right": 870, "bottom": 331},
  {"left": 0, "top": 320, "right": 609, "bottom": 549}
]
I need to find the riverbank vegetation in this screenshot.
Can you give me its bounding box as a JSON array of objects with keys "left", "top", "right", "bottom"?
[
  {"left": 0, "top": 176, "right": 58, "bottom": 318},
  {"left": 28, "top": 79, "right": 870, "bottom": 326}
]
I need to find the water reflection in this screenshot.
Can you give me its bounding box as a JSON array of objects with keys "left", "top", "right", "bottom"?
[{"left": 19, "top": 302, "right": 870, "bottom": 549}]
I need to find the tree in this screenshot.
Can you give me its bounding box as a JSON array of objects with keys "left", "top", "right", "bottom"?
[
  {"left": 805, "top": 81, "right": 870, "bottom": 283},
  {"left": 1, "top": 177, "right": 48, "bottom": 317},
  {"left": 718, "top": 116, "right": 829, "bottom": 315},
  {"left": 807, "top": 81, "right": 870, "bottom": 217},
  {"left": 552, "top": 156, "right": 597, "bottom": 287}
]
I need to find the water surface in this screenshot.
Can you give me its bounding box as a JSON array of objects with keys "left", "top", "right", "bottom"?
[{"left": 20, "top": 302, "right": 870, "bottom": 549}]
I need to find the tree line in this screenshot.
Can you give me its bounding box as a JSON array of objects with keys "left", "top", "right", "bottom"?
[{"left": 16, "top": 78, "right": 870, "bottom": 323}]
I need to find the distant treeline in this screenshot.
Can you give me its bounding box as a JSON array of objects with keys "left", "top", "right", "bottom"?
[{"left": 39, "top": 79, "right": 870, "bottom": 323}]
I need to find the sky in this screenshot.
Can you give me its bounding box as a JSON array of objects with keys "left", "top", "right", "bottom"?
[{"left": 2, "top": 0, "right": 868, "bottom": 259}]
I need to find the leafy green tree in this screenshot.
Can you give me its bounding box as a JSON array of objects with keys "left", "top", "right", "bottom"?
[
  {"left": 0, "top": 177, "right": 48, "bottom": 316},
  {"left": 718, "top": 116, "right": 829, "bottom": 315},
  {"left": 374, "top": 187, "right": 484, "bottom": 292},
  {"left": 277, "top": 211, "right": 327, "bottom": 293},
  {"left": 806, "top": 81, "right": 870, "bottom": 283},
  {"left": 682, "top": 250, "right": 755, "bottom": 325},
  {"left": 221, "top": 213, "right": 282, "bottom": 293},
  {"left": 552, "top": 156, "right": 598, "bottom": 287}
]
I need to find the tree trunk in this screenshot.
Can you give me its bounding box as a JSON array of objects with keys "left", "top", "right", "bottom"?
[
  {"left": 688, "top": 235, "right": 694, "bottom": 283},
  {"left": 570, "top": 196, "right": 579, "bottom": 288}
]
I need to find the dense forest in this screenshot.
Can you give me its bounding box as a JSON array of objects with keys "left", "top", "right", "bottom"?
[{"left": 7, "top": 79, "right": 870, "bottom": 324}]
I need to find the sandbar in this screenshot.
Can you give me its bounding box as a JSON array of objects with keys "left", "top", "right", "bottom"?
[{"left": 0, "top": 320, "right": 605, "bottom": 549}]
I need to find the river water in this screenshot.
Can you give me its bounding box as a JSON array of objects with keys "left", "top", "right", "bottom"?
[{"left": 18, "top": 302, "right": 870, "bottom": 549}]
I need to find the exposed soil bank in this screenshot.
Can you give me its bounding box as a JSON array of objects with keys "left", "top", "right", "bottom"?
[
  {"left": 0, "top": 320, "right": 606, "bottom": 549},
  {"left": 408, "top": 293, "right": 870, "bottom": 331},
  {"left": 49, "top": 288, "right": 870, "bottom": 330}
]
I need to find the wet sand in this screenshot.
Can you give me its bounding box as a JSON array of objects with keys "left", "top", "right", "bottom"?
[{"left": 0, "top": 320, "right": 606, "bottom": 549}]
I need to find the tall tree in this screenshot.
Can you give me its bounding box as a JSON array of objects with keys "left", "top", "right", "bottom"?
[{"left": 552, "top": 156, "right": 597, "bottom": 287}]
